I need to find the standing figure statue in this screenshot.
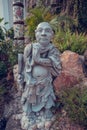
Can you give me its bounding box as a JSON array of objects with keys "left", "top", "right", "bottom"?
[{"left": 18, "top": 22, "right": 62, "bottom": 130}]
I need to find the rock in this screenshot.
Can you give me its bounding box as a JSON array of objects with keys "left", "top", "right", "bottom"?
[
  {"left": 45, "top": 120, "right": 52, "bottom": 130},
  {"left": 21, "top": 113, "right": 29, "bottom": 130},
  {"left": 61, "top": 51, "right": 84, "bottom": 76},
  {"left": 30, "top": 124, "right": 37, "bottom": 130},
  {"left": 82, "top": 78, "right": 87, "bottom": 86},
  {"left": 6, "top": 68, "right": 14, "bottom": 81},
  {"left": 54, "top": 51, "right": 84, "bottom": 92},
  {"left": 37, "top": 122, "right": 44, "bottom": 129},
  {"left": 54, "top": 71, "right": 78, "bottom": 91},
  {"left": 3, "top": 82, "right": 22, "bottom": 119},
  {"left": 5, "top": 116, "right": 22, "bottom": 130}
]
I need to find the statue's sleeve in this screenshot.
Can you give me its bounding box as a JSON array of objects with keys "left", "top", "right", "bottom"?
[
  {"left": 48, "top": 45, "right": 62, "bottom": 77},
  {"left": 33, "top": 44, "right": 52, "bottom": 67},
  {"left": 24, "top": 44, "right": 32, "bottom": 62}
]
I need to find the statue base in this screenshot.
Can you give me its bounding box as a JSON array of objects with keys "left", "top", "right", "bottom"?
[{"left": 21, "top": 111, "right": 56, "bottom": 130}]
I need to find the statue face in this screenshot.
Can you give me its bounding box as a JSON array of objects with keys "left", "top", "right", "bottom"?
[{"left": 35, "top": 22, "right": 54, "bottom": 46}]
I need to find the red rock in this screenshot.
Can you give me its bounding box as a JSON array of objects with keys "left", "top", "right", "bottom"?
[
  {"left": 60, "top": 50, "right": 83, "bottom": 76},
  {"left": 54, "top": 51, "right": 84, "bottom": 92},
  {"left": 54, "top": 71, "right": 78, "bottom": 91}
]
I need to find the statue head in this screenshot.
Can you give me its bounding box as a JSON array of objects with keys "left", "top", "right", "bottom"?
[{"left": 35, "top": 22, "right": 54, "bottom": 46}]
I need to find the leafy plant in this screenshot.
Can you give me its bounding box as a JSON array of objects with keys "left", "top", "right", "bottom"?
[
  {"left": 53, "top": 29, "right": 87, "bottom": 54},
  {"left": 0, "top": 40, "right": 17, "bottom": 80},
  {"left": 0, "top": 18, "right": 17, "bottom": 79},
  {"left": 57, "top": 85, "right": 87, "bottom": 128},
  {"left": 0, "top": 18, "right": 9, "bottom": 42},
  {"left": 0, "top": 61, "right": 7, "bottom": 79},
  {"left": 6, "top": 27, "right": 14, "bottom": 39}
]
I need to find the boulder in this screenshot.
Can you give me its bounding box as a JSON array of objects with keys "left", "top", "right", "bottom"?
[{"left": 54, "top": 50, "right": 85, "bottom": 92}]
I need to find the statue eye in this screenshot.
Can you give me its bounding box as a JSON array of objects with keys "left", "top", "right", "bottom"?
[
  {"left": 37, "top": 28, "right": 43, "bottom": 32},
  {"left": 45, "top": 29, "right": 51, "bottom": 33}
]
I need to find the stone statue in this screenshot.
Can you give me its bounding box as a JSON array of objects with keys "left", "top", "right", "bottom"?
[{"left": 18, "top": 22, "right": 61, "bottom": 130}]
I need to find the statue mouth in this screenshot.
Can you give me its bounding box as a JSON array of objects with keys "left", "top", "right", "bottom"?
[{"left": 40, "top": 37, "right": 48, "bottom": 41}]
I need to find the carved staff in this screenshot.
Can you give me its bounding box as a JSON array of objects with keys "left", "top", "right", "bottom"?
[{"left": 13, "top": 0, "right": 24, "bottom": 84}]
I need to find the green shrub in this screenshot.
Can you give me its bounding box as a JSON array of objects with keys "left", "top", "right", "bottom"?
[
  {"left": 0, "top": 79, "right": 7, "bottom": 96},
  {"left": 0, "top": 61, "right": 7, "bottom": 79},
  {"left": 0, "top": 40, "right": 17, "bottom": 66},
  {"left": 53, "top": 29, "right": 87, "bottom": 54},
  {"left": 49, "top": 15, "right": 87, "bottom": 54},
  {"left": 0, "top": 40, "right": 17, "bottom": 79},
  {"left": 57, "top": 85, "right": 87, "bottom": 128}
]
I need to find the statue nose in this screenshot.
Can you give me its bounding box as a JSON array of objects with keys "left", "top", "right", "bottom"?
[{"left": 41, "top": 30, "right": 46, "bottom": 35}]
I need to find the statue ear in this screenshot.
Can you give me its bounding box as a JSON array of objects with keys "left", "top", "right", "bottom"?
[
  {"left": 51, "top": 30, "right": 54, "bottom": 39},
  {"left": 35, "top": 29, "right": 37, "bottom": 33},
  {"left": 35, "top": 30, "right": 37, "bottom": 38},
  {"left": 52, "top": 29, "right": 55, "bottom": 34}
]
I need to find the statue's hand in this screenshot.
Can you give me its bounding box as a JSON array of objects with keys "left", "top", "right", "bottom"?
[
  {"left": 33, "top": 45, "right": 40, "bottom": 62},
  {"left": 29, "top": 78, "right": 37, "bottom": 87},
  {"left": 18, "top": 74, "right": 24, "bottom": 86}
]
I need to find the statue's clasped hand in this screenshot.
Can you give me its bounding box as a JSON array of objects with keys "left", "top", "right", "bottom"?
[{"left": 18, "top": 74, "right": 24, "bottom": 84}]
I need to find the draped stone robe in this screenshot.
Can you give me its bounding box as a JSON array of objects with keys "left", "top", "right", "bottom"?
[{"left": 20, "top": 42, "right": 61, "bottom": 116}]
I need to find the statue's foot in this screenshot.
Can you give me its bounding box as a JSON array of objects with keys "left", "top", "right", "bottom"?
[
  {"left": 28, "top": 112, "right": 37, "bottom": 126},
  {"left": 21, "top": 113, "right": 29, "bottom": 130}
]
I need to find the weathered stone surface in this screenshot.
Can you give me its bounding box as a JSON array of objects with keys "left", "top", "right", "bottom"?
[
  {"left": 5, "top": 116, "right": 22, "bottom": 130},
  {"left": 60, "top": 50, "right": 84, "bottom": 76},
  {"left": 54, "top": 71, "right": 78, "bottom": 91},
  {"left": 13, "top": 64, "right": 18, "bottom": 82},
  {"left": 54, "top": 51, "right": 84, "bottom": 91}
]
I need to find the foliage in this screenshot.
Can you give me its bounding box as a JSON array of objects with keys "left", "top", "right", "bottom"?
[
  {"left": 6, "top": 27, "right": 14, "bottom": 39},
  {"left": 0, "top": 40, "right": 17, "bottom": 66},
  {"left": 49, "top": 14, "right": 86, "bottom": 55},
  {"left": 0, "top": 18, "right": 9, "bottom": 42},
  {"left": 50, "top": 15, "right": 78, "bottom": 33},
  {"left": 0, "top": 40, "right": 17, "bottom": 79},
  {"left": 48, "top": 14, "right": 87, "bottom": 55},
  {"left": 0, "top": 18, "right": 17, "bottom": 79},
  {"left": 0, "top": 79, "right": 7, "bottom": 96},
  {"left": 0, "top": 61, "right": 7, "bottom": 79},
  {"left": 53, "top": 29, "right": 87, "bottom": 54},
  {"left": 57, "top": 85, "right": 87, "bottom": 128},
  {"left": 78, "top": 0, "right": 87, "bottom": 32},
  {"left": 0, "top": 26, "right": 5, "bottom": 41}
]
